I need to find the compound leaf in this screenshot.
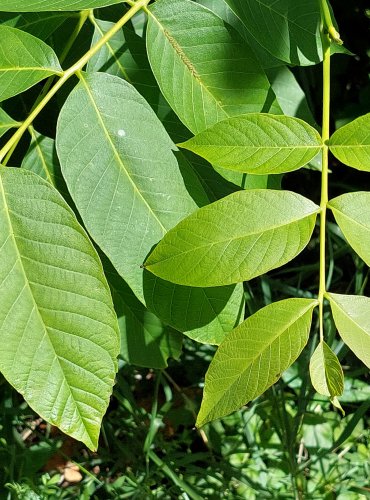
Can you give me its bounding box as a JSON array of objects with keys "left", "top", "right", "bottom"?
[
  {"left": 309, "top": 341, "right": 344, "bottom": 406},
  {"left": 0, "top": 26, "right": 62, "bottom": 102},
  {"left": 329, "top": 113, "right": 370, "bottom": 171},
  {"left": 223, "top": 0, "right": 322, "bottom": 66},
  {"left": 179, "top": 114, "right": 322, "bottom": 174},
  {"left": 145, "top": 190, "right": 319, "bottom": 287},
  {"left": 146, "top": 0, "right": 271, "bottom": 134},
  {"left": 328, "top": 293, "right": 370, "bottom": 369},
  {"left": 0, "top": 0, "right": 122, "bottom": 11},
  {"left": 0, "top": 166, "right": 119, "bottom": 451},
  {"left": 328, "top": 192, "right": 370, "bottom": 266},
  {"left": 0, "top": 108, "right": 19, "bottom": 138},
  {"left": 196, "top": 298, "right": 317, "bottom": 426}
]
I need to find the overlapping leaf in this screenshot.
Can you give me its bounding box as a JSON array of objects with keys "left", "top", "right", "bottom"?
[
  {"left": 0, "top": 0, "right": 122, "bottom": 11},
  {"left": 179, "top": 114, "right": 322, "bottom": 174},
  {"left": 328, "top": 192, "right": 370, "bottom": 266},
  {"left": 0, "top": 166, "right": 119, "bottom": 450},
  {"left": 329, "top": 114, "right": 370, "bottom": 171},
  {"left": 196, "top": 298, "right": 317, "bottom": 426},
  {"left": 0, "top": 108, "right": 19, "bottom": 138},
  {"left": 223, "top": 0, "right": 322, "bottom": 66},
  {"left": 145, "top": 190, "right": 319, "bottom": 287},
  {"left": 0, "top": 11, "right": 70, "bottom": 40},
  {"left": 0, "top": 26, "right": 62, "bottom": 102},
  {"left": 328, "top": 293, "right": 370, "bottom": 369},
  {"left": 146, "top": 0, "right": 272, "bottom": 134},
  {"left": 309, "top": 341, "right": 344, "bottom": 410}
]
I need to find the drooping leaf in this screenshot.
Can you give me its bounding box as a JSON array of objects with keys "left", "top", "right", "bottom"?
[
  {"left": 196, "top": 298, "right": 317, "bottom": 426},
  {"left": 144, "top": 190, "right": 320, "bottom": 287},
  {"left": 328, "top": 293, "right": 370, "bottom": 369},
  {"left": 21, "top": 127, "right": 66, "bottom": 195},
  {"left": 0, "top": 26, "right": 62, "bottom": 102},
  {"left": 0, "top": 108, "right": 19, "bottom": 138},
  {"left": 0, "top": 0, "right": 122, "bottom": 11},
  {"left": 104, "top": 260, "right": 182, "bottom": 369},
  {"left": 223, "top": 0, "right": 323, "bottom": 66},
  {"left": 0, "top": 166, "right": 119, "bottom": 450},
  {"left": 56, "top": 72, "right": 207, "bottom": 302},
  {"left": 146, "top": 0, "right": 272, "bottom": 134},
  {"left": 179, "top": 114, "right": 322, "bottom": 174},
  {"left": 329, "top": 113, "right": 370, "bottom": 171},
  {"left": 309, "top": 341, "right": 344, "bottom": 407},
  {"left": 328, "top": 192, "right": 370, "bottom": 266},
  {"left": 143, "top": 273, "right": 244, "bottom": 345},
  {"left": 0, "top": 11, "right": 70, "bottom": 40},
  {"left": 87, "top": 17, "right": 159, "bottom": 109}
]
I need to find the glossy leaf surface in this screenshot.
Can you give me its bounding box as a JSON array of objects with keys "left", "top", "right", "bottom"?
[
  {"left": 328, "top": 293, "right": 370, "bottom": 369},
  {"left": 0, "top": 0, "right": 122, "bottom": 11},
  {"left": 309, "top": 341, "right": 344, "bottom": 398},
  {"left": 145, "top": 190, "right": 319, "bottom": 287},
  {"left": 179, "top": 114, "right": 322, "bottom": 174},
  {"left": 0, "top": 166, "right": 119, "bottom": 450},
  {"left": 197, "top": 298, "right": 317, "bottom": 426},
  {"left": 223, "top": 0, "right": 322, "bottom": 66},
  {"left": 146, "top": 0, "right": 271, "bottom": 134},
  {"left": 329, "top": 113, "right": 370, "bottom": 171},
  {"left": 329, "top": 192, "right": 370, "bottom": 266},
  {"left": 0, "top": 26, "right": 62, "bottom": 102}
]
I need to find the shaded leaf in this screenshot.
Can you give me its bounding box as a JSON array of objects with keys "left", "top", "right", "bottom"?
[
  {"left": 146, "top": 0, "right": 272, "bottom": 134},
  {"left": 196, "top": 298, "right": 317, "bottom": 426},
  {"left": 328, "top": 293, "right": 370, "bottom": 369},
  {"left": 0, "top": 0, "right": 122, "bottom": 11},
  {"left": 0, "top": 107, "right": 19, "bottom": 138},
  {"left": 0, "top": 11, "right": 70, "bottom": 40},
  {"left": 0, "top": 166, "right": 119, "bottom": 450},
  {"left": 223, "top": 0, "right": 322, "bottom": 66},
  {"left": 145, "top": 190, "right": 319, "bottom": 287},
  {"left": 329, "top": 113, "right": 370, "bottom": 171},
  {"left": 309, "top": 341, "right": 344, "bottom": 406},
  {"left": 328, "top": 192, "right": 370, "bottom": 266},
  {"left": 0, "top": 26, "right": 62, "bottom": 102},
  {"left": 179, "top": 114, "right": 322, "bottom": 174}
]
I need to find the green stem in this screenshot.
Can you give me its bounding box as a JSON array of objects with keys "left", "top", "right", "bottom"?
[
  {"left": 320, "top": 0, "right": 343, "bottom": 44},
  {"left": 0, "top": 0, "right": 150, "bottom": 164},
  {"left": 318, "top": 5, "right": 331, "bottom": 343}
]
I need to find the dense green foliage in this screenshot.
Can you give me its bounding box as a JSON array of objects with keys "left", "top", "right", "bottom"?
[{"left": 0, "top": 0, "right": 369, "bottom": 498}]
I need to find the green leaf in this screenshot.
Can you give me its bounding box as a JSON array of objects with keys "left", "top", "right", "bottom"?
[
  {"left": 104, "top": 260, "right": 182, "bottom": 369},
  {"left": 146, "top": 0, "right": 271, "bottom": 134},
  {"left": 327, "top": 293, "right": 370, "bottom": 369},
  {"left": 145, "top": 190, "right": 319, "bottom": 287},
  {"left": 223, "top": 0, "right": 322, "bottom": 66},
  {"left": 143, "top": 274, "right": 244, "bottom": 345},
  {"left": 21, "top": 127, "right": 65, "bottom": 192},
  {"left": 56, "top": 72, "right": 207, "bottom": 302},
  {"left": 0, "top": 11, "right": 70, "bottom": 40},
  {"left": 87, "top": 18, "right": 159, "bottom": 109},
  {"left": 0, "top": 0, "right": 122, "bottom": 11},
  {"left": 0, "top": 26, "right": 62, "bottom": 102},
  {"left": 0, "top": 166, "right": 119, "bottom": 450},
  {"left": 0, "top": 108, "right": 19, "bottom": 138},
  {"left": 329, "top": 113, "right": 370, "bottom": 171},
  {"left": 309, "top": 341, "right": 344, "bottom": 399},
  {"left": 328, "top": 192, "right": 370, "bottom": 266},
  {"left": 179, "top": 114, "right": 322, "bottom": 174},
  {"left": 196, "top": 298, "right": 317, "bottom": 426}
]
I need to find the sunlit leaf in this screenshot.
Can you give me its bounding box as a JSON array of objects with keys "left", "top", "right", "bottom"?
[
  {"left": 0, "top": 108, "right": 19, "bottom": 138},
  {"left": 179, "top": 114, "right": 322, "bottom": 174},
  {"left": 329, "top": 113, "right": 370, "bottom": 171},
  {"left": 328, "top": 192, "right": 370, "bottom": 266},
  {"left": 196, "top": 298, "right": 317, "bottom": 426},
  {"left": 0, "top": 166, "right": 119, "bottom": 450},
  {"left": 145, "top": 190, "right": 319, "bottom": 287},
  {"left": 328, "top": 293, "right": 370, "bottom": 369},
  {"left": 0, "top": 26, "right": 62, "bottom": 102},
  {"left": 0, "top": 0, "right": 122, "bottom": 11}
]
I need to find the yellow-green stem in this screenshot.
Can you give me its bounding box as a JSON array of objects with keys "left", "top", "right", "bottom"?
[
  {"left": 318, "top": 4, "right": 332, "bottom": 342},
  {"left": 0, "top": 0, "right": 150, "bottom": 164}
]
